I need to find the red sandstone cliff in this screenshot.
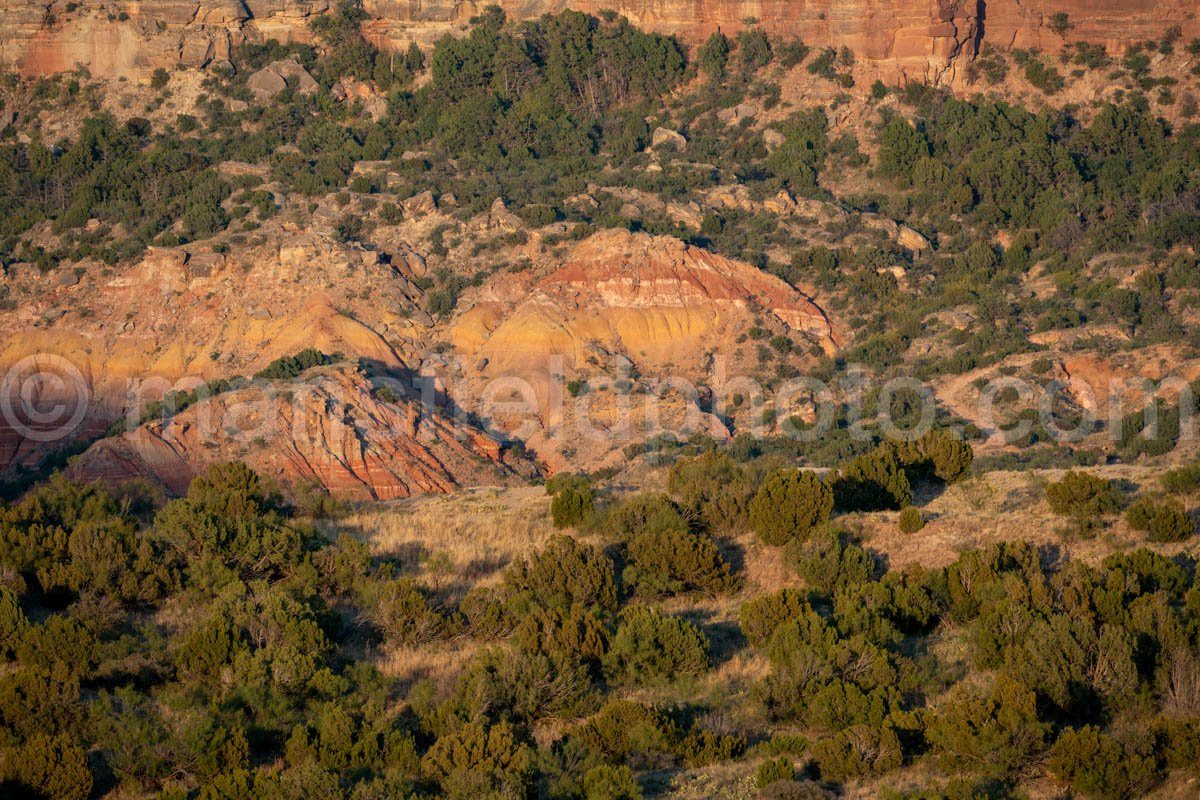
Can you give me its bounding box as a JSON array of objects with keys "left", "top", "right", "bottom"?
[
  {"left": 2, "top": 0, "right": 1196, "bottom": 82},
  {"left": 66, "top": 366, "right": 535, "bottom": 499}
]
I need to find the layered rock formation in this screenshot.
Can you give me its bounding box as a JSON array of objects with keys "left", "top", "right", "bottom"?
[
  {"left": 0, "top": 233, "right": 421, "bottom": 475},
  {"left": 66, "top": 366, "right": 533, "bottom": 499},
  {"left": 447, "top": 228, "right": 836, "bottom": 470},
  {"left": 453, "top": 227, "right": 836, "bottom": 378},
  {"left": 2, "top": 0, "right": 1196, "bottom": 82}
]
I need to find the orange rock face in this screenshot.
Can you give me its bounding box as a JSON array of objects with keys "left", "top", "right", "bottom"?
[
  {"left": 67, "top": 366, "right": 533, "bottom": 499},
  {"left": 453, "top": 228, "right": 836, "bottom": 377},
  {"left": 446, "top": 229, "right": 836, "bottom": 471},
  {"left": 2, "top": 0, "right": 1196, "bottom": 81},
  {"left": 0, "top": 235, "right": 419, "bottom": 476}
]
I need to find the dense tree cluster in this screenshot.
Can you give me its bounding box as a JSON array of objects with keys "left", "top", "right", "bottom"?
[{"left": 0, "top": 432, "right": 1197, "bottom": 798}]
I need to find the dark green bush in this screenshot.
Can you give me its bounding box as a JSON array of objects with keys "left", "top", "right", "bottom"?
[
  {"left": 756, "top": 756, "right": 795, "bottom": 787},
  {"left": 739, "top": 588, "right": 810, "bottom": 649},
  {"left": 1126, "top": 497, "right": 1195, "bottom": 542},
  {"left": 0, "top": 733, "right": 93, "bottom": 800},
  {"left": 927, "top": 677, "right": 1050, "bottom": 778},
  {"left": 898, "top": 507, "right": 925, "bottom": 533},
  {"left": 1048, "top": 726, "right": 1163, "bottom": 800},
  {"left": 420, "top": 720, "right": 533, "bottom": 799},
  {"left": 666, "top": 452, "right": 755, "bottom": 532},
  {"left": 833, "top": 447, "right": 912, "bottom": 511},
  {"left": 552, "top": 486, "right": 596, "bottom": 528},
  {"left": 373, "top": 578, "right": 451, "bottom": 646},
  {"left": 623, "top": 528, "right": 738, "bottom": 598},
  {"left": 786, "top": 529, "right": 874, "bottom": 597},
  {"left": 504, "top": 535, "right": 617, "bottom": 611},
  {"left": 603, "top": 606, "right": 708, "bottom": 685},
  {"left": 1045, "top": 471, "right": 1122, "bottom": 518},
  {"left": 749, "top": 469, "right": 834, "bottom": 546}
]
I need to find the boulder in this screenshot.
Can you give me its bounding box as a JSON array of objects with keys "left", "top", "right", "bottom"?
[
  {"left": 247, "top": 57, "right": 317, "bottom": 100},
  {"left": 650, "top": 127, "right": 687, "bottom": 152},
  {"left": 717, "top": 101, "right": 759, "bottom": 125},
  {"left": 246, "top": 67, "right": 286, "bottom": 99},
  {"left": 401, "top": 190, "right": 437, "bottom": 218}
]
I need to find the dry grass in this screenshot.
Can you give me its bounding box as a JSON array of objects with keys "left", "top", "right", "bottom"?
[
  {"left": 850, "top": 465, "right": 1199, "bottom": 571},
  {"left": 334, "top": 485, "right": 555, "bottom": 590},
  {"left": 377, "top": 639, "right": 483, "bottom": 689}
]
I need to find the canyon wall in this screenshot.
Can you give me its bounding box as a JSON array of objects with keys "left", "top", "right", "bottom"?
[{"left": 1, "top": 0, "right": 1197, "bottom": 83}]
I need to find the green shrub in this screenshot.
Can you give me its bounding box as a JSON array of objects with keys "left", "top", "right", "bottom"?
[
  {"left": 906, "top": 430, "right": 974, "bottom": 483},
  {"left": 1045, "top": 471, "right": 1122, "bottom": 518},
  {"left": 552, "top": 485, "right": 596, "bottom": 528},
  {"left": 667, "top": 452, "right": 755, "bottom": 532},
  {"left": 786, "top": 529, "right": 874, "bottom": 596},
  {"left": 459, "top": 585, "right": 517, "bottom": 638},
  {"left": 573, "top": 700, "right": 679, "bottom": 764},
  {"left": 834, "top": 447, "right": 912, "bottom": 511},
  {"left": 421, "top": 721, "right": 533, "bottom": 799},
  {"left": 1048, "top": 726, "right": 1163, "bottom": 800},
  {"left": 255, "top": 348, "right": 334, "bottom": 380},
  {"left": 603, "top": 606, "right": 708, "bottom": 685},
  {"left": 898, "top": 507, "right": 925, "bottom": 533},
  {"left": 603, "top": 493, "right": 688, "bottom": 539},
  {"left": 927, "top": 677, "right": 1050, "bottom": 778},
  {"left": 582, "top": 764, "right": 642, "bottom": 800},
  {"left": 756, "top": 756, "right": 795, "bottom": 787},
  {"left": 17, "top": 615, "right": 100, "bottom": 679},
  {"left": 0, "top": 586, "right": 29, "bottom": 658},
  {"left": 1164, "top": 462, "right": 1200, "bottom": 493},
  {"left": 749, "top": 469, "right": 834, "bottom": 546},
  {"left": 514, "top": 604, "right": 608, "bottom": 669},
  {"left": 809, "top": 723, "right": 902, "bottom": 781},
  {"left": 0, "top": 733, "right": 93, "bottom": 800},
  {"left": 739, "top": 588, "right": 810, "bottom": 649},
  {"left": 373, "top": 579, "right": 450, "bottom": 646},
  {"left": 623, "top": 529, "right": 738, "bottom": 598},
  {"left": 504, "top": 535, "right": 617, "bottom": 611},
  {"left": 1126, "top": 497, "right": 1196, "bottom": 542},
  {"left": 677, "top": 728, "right": 745, "bottom": 767}
]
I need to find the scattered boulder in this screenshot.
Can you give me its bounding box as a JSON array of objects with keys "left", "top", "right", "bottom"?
[
  {"left": 565, "top": 193, "right": 598, "bottom": 211},
  {"left": 246, "top": 68, "right": 286, "bottom": 99},
  {"left": 762, "top": 191, "right": 800, "bottom": 216},
  {"left": 486, "top": 198, "right": 524, "bottom": 232},
  {"left": 763, "top": 128, "right": 786, "bottom": 151},
  {"left": 247, "top": 57, "right": 317, "bottom": 100},
  {"left": 388, "top": 246, "right": 428, "bottom": 278},
  {"left": 57, "top": 271, "right": 80, "bottom": 288},
  {"left": 666, "top": 201, "right": 705, "bottom": 230},
  {"left": 718, "top": 101, "right": 759, "bottom": 125},
  {"left": 793, "top": 197, "right": 849, "bottom": 225},
  {"left": 401, "top": 190, "right": 437, "bottom": 218},
  {"left": 861, "top": 214, "right": 931, "bottom": 253},
  {"left": 707, "top": 184, "right": 755, "bottom": 213},
  {"left": 650, "top": 126, "right": 687, "bottom": 152},
  {"left": 0, "top": 110, "right": 14, "bottom": 133}
]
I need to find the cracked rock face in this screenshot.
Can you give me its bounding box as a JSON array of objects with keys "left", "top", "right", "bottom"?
[{"left": 3, "top": 0, "right": 1195, "bottom": 81}]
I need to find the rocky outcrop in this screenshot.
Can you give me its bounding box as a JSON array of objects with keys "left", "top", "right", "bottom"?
[
  {"left": 3, "top": 0, "right": 1196, "bottom": 82},
  {"left": 247, "top": 56, "right": 317, "bottom": 98},
  {"left": 444, "top": 229, "right": 837, "bottom": 470},
  {"left": 0, "top": 234, "right": 421, "bottom": 475},
  {"left": 452, "top": 228, "right": 837, "bottom": 377},
  {"left": 66, "top": 366, "right": 534, "bottom": 499}
]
